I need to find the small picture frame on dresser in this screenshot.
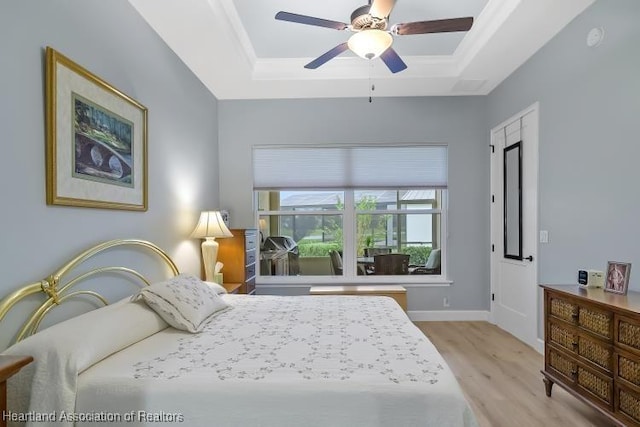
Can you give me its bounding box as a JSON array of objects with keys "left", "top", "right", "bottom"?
[{"left": 604, "top": 261, "right": 631, "bottom": 295}]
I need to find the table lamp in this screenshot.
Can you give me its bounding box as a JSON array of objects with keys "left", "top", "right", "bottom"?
[{"left": 190, "top": 211, "right": 233, "bottom": 281}]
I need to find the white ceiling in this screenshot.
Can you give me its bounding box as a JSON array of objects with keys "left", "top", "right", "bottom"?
[{"left": 128, "top": 0, "right": 595, "bottom": 100}]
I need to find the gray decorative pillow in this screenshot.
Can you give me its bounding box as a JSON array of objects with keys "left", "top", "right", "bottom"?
[{"left": 133, "top": 273, "right": 230, "bottom": 333}]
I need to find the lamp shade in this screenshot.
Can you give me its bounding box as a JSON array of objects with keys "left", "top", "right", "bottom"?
[
  {"left": 348, "top": 29, "right": 393, "bottom": 59},
  {"left": 190, "top": 211, "right": 233, "bottom": 239}
]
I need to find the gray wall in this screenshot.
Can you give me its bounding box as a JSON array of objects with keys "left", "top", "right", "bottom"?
[
  {"left": 219, "top": 97, "right": 489, "bottom": 312},
  {"left": 488, "top": 0, "right": 640, "bottom": 288},
  {"left": 0, "top": 0, "right": 219, "bottom": 348}
]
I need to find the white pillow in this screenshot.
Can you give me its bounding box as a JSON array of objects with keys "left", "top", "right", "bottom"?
[
  {"left": 204, "top": 281, "right": 228, "bottom": 294},
  {"left": 133, "top": 274, "right": 230, "bottom": 333}
]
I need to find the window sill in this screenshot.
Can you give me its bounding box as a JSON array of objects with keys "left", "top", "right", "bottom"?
[{"left": 256, "top": 275, "right": 452, "bottom": 287}]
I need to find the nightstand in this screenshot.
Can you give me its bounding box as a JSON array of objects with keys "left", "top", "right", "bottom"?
[
  {"left": 1, "top": 355, "right": 33, "bottom": 427},
  {"left": 223, "top": 282, "right": 242, "bottom": 294}
]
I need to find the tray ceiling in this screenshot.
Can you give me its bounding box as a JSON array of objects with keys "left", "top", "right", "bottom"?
[{"left": 128, "top": 0, "right": 595, "bottom": 99}]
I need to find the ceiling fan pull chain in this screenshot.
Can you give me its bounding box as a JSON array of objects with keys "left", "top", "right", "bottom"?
[{"left": 368, "top": 61, "right": 375, "bottom": 103}]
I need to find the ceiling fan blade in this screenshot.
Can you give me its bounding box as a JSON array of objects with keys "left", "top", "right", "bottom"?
[
  {"left": 305, "top": 43, "right": 350, "bottom": 69},
  {"left": 395, "top": 17, "right": 473, "bottom": 36},
  {"left": 379, "top": 48, "right": 407, "bottom": 73},
  {"left": 275, "top": 11, "right": 348, "bottom": 31},
  {"left": 369, "top": 0, "right": 396, "bottom": 19}
]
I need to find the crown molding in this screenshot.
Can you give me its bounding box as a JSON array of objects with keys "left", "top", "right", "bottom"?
[{"left": 129, "top": 0, "right": 596, "bottom": 99}]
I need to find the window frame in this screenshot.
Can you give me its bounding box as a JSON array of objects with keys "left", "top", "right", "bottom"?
[{"left": 255, "top": 189, "right": 450, "bottom": 286}]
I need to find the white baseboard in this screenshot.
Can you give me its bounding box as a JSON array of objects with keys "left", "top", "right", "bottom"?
[
  {"left": 535, "top": 338, "right": 544, "bottom": 354},
  {"left": 408, "top": 310, "right": 490, "bottom": 322}
]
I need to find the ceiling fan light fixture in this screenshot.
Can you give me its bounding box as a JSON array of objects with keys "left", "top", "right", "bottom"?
[{"left": 347, "top": 29, "right": 393, "bottom": 59}]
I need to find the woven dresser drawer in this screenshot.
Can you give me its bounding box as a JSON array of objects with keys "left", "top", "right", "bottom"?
[
  {"left": 617, "top": 315, "right": 640, "bottom": 354},
  {"left": 547, "top": 347, "right": 577, "bottom": 384},
  {"left": 578, "top": 335, "right": 613, "bottom": 372},
  {"left": 576, "top": 364, "right": 613, "bottom": 409},
  {"left": 616, "top": 384, "right": 640, "bottom": 426},
  {"left": 549, "top": 321, "right": 578, "bottom": 353},
  {"left": 617, "top": 350, "right": 640, "bottom": 388},
  {"left": 578, "top": 304, "right": 612, "bottom": 340},
  {"left": 550, "top": 296, "right": 578, "bottom": 324}
]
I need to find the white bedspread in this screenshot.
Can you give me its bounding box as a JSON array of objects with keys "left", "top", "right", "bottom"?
[{"left": 75, "top": 295, "right": 477, "bottom": 427}]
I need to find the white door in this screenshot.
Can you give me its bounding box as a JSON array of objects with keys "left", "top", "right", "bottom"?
[{"left": 490, "top": 103, "right": 539, "bottom": 350}]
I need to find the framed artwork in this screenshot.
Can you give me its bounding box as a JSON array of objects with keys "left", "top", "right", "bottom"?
[
  {"left": 604, "top": 261, "right": 631, "bottom": 295},
  {"left": 45, "top": 46, "right": 148, "bottom": 211}
]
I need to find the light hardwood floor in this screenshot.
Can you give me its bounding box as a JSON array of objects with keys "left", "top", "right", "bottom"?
[{"left": 415, "top": 321, "right": 615, "bottom": 427}]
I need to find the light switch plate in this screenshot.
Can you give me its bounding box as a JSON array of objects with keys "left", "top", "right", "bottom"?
[{"left": 540, "top": 230, "right": 549, "bottom": 243}]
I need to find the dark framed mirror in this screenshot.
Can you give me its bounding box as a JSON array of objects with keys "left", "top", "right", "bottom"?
[{"left": 504, "top": 141, "right": 522, "bottom": 260}]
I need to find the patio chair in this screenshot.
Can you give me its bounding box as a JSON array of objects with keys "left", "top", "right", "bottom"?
[
  {"left": 410, "top": 248, "right": 441, "bottom": 274},
  {"left": 329, "top": 250, "right": 343, "bottom": 275}
]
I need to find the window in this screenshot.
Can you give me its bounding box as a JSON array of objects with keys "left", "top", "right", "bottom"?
[
  {"left": 355, "top": 189, "right": 442, "bottom": 262},
  {"left": 253, "top": 145, "right": 447, "bottom": 283},
  {"left": 257, "top": 191, "right": 344, "bottom": 277}
]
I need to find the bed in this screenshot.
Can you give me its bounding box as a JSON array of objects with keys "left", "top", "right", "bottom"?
[{"left": 0, "top": 239, "right": 477, "bottom": 427}]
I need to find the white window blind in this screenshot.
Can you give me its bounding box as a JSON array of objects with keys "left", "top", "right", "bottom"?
[{"left": 253, "top": 145, "right": 448, "bottom": 189}]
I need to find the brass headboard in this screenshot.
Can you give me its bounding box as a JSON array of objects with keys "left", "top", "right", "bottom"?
[{"left": 0, "top": 239, "right": 179, "bottom": 343}]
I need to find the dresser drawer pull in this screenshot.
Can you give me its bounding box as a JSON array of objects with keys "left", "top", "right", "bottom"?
[
  {"left": 572, "top": 341, "right": 579, "bottom": 348},
  {"left": 571, "top": 313, "right": 579, "bottom": 319}
]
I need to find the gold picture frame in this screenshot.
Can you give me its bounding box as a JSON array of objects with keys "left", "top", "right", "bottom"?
[{"left": 46, "top": 46, "right": 148, "bottom": 211}]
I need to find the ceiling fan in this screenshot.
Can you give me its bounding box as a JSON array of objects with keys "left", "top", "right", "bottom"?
[{"left": 275, "top": 0, "right": 473, "bottom": 73}]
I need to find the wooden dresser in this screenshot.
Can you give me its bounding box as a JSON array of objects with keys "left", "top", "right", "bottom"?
[
  {"left": 541, "top": 284, "right": 640, "bottom": 426},
  {"left": 217, "top": 229, "right": 257, "bottom": 295}
]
